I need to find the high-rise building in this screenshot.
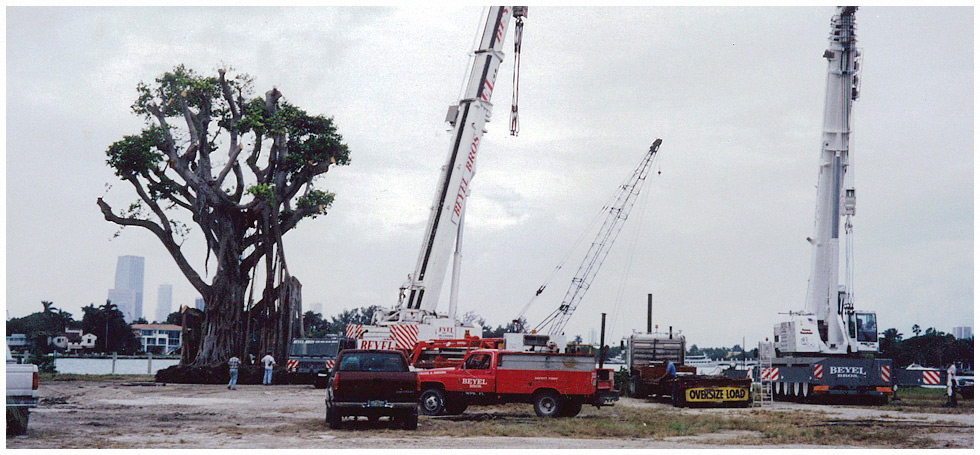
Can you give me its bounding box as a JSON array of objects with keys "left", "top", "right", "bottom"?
[
  {"left": 155, "top": 284, "right": 173, "bottom": 323},
  {"left": 194, "top": 297, "right": 205, "bottom": 311},
  {"left": 108, "top": 255, "right": 145, "bottom": 322},
  {"left": 310, "top": 302, "right": 323, "bottom": 315},
  {"left": 953, "top": 326, "right": 973, "bottom": 340},
  {"left": 107, "top": 289, "right": 138, "bottom": 322}
]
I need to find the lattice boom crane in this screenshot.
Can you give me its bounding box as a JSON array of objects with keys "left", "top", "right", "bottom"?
[{"left": 534, "top": 139, "right": 663, "bottom": 336}]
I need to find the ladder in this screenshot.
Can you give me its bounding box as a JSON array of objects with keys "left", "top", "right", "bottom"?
[{"left": 754, "top": 341, "right": 775, "bottom": 408}]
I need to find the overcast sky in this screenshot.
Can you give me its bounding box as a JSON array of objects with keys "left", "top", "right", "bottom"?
[{"left": 5, "top": 6, "right": 973, "bottom": 348}]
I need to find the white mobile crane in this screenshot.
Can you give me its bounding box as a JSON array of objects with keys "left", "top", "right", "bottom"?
[
  {"left": 767, "top": 6, "right": 892, "bottom": 403},
  {"left": 348, "top": 7, "right": 527, "bottom": 350}
]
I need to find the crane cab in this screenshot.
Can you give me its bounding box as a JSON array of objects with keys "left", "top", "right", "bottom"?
[{"left": 847, "top": 311, "right": 878, "bottom": 353}]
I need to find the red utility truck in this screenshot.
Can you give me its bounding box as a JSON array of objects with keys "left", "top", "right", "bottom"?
[{"left": 417, "top": 349, "right": 618, "bottom": 417}]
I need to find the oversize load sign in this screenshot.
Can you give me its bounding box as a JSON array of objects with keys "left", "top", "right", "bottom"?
[{"left": 685, "top": 387, "right": 749, "bottom": 402}]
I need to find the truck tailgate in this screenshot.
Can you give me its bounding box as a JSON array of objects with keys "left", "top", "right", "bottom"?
[
  {"left": 6, "top": 363, "right": 37, "bottom": 397},
  {"left": 334, "top": 371, "right": 417, "bottom": 402}
]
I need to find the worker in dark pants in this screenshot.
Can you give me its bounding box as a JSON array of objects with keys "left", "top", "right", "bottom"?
[{"left": 945, "top": 362, "right": 958, "bottom": 408}]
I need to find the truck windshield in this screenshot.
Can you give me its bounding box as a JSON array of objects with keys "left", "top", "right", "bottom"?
[
  {"left": 338, "top": 352, "right": 407, "bottom": 372},
  {"left": 855, "top": 313, "right": 877, "bottom": 343},
  {"left": 290, "top": 340, "right": 340, "bottom": 357},
  {"left": 306, "top": 342, "right": 339, "bottom": 356}
]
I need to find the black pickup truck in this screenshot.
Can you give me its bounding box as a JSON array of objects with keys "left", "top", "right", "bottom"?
[{"left": 325, "top": 349, "right": 419, "bottom": 430}]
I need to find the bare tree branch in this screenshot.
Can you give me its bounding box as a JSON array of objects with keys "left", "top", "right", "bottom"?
[{"left": 97, "top": 197, "right": 210, "bottom": 296}]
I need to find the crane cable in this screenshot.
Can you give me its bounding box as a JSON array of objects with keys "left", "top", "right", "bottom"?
[
  {"left": 526, "top": 144, "right": 661, "bottom": 335},
  {"left": 608, "top": 165, "right": 655, "bottom": 341},
  {"left": 509, "top": 14, "right": 524, "bottom": 136},
  {"left": 515, "top": 173, "right": 629, "bottom": 324},
  {"left": 514, "top": 193, "right": 611, "bottom": 323}
]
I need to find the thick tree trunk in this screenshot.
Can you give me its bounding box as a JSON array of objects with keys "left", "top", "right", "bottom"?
[
  {"left": 180, "top": 308, "right": 204, "bottom": 364},
  {"left": 191, "top": 215, "right": 248, "bottom": 366},
  {"left": 192, "top": 272, "right": 246, "bottom": 365}
]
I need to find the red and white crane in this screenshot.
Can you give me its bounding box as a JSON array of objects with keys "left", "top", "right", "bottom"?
[{"left": 349, "top": 6, "right": 527, "bottom": 350}]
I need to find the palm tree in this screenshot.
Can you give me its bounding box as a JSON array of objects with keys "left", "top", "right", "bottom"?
[
  {"left": 41, "top": 301, "right": 55, "bottom": 313},
  {"left": 912, "top": 324, "right": 921, "bottom": 337},
  {"left": 100, "top": 300, "right": 118, "bottom": 352}
]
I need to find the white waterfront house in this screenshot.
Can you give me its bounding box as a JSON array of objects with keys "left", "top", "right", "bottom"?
[{"left": 131, "top": 324, "right": 181, "bottom": 355}]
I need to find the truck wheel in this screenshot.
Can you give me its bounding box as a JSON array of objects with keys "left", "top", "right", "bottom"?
[
  {"left": 628, "top": 375, "right": 644, "bottom": 398},
  {"left": 326, "top": 405, "right": 342, "bottom": 430},
  {"left": 445, "top": 401, "right": 468, "bottom": 415},
  {"left": 557, "top": 400, "right": 582, "bottom": 417},
  {"left": 534, "top": 391, "right": 561, "bottom": 417},
  {"left": 400, "top": 409, "right": 419, "bottom": 430},
  {"left": 313, "top": 374, "right": 328, "bottom": 389},
  {"left": 6, "top": 407, "right": 29, "bottom": 436},
  {"left": 419, "top": 388, "right": 447, "bottom": 416}
]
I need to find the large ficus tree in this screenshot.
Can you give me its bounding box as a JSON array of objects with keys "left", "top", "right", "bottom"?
[{"left": 98, "top": 65, "right": 350, "bottom": 365}]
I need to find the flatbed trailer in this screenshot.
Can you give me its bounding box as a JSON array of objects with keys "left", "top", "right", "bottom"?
[
  {"left": 629, "top": 363, "right": 752, "bottom": 407},
  {"left": 624, "top": 332, "right": 752, "bottom": 407}
]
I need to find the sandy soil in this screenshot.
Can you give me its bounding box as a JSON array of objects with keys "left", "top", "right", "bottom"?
[{"left": 6, "top": 381, "right": 974, "bottom": 449}]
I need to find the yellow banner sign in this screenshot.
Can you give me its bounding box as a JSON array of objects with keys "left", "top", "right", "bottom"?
[{"left": 685, "top": 387, "right": 750, "bottom": 402}]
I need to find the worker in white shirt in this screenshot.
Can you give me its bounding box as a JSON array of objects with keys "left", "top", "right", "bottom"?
[
  {"left": 945, "top": 362, "right": 957, "bottom": 408},
  {"left": 261, "top": 351, "right": 277, "bottom": 385}
]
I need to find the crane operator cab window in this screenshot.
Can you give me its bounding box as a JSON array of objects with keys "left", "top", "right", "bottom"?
[
  {"left": 855, "top": 312, "right": 877, "bottom": 343},
  {"left": 464, "top": 353, "right": 492, "bottom": 370}
]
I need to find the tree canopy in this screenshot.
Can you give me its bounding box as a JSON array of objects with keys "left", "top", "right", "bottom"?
[
  {"left": 6, "top": 301, "right": 73, "bottom": 354},
  {"left": 97, "top": 65, "right": 350, "bottom": 365},
  {"left": 81, "top": 301, "right": 140, "bottom": 354}
]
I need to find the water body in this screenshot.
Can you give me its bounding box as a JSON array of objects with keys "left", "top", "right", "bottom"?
[{"left": 54, "top": 357, "right": 180, "bottom": 375}]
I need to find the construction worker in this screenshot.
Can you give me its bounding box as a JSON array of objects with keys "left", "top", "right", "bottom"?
[
  {"left": 945, "top": 362, "right": 958, "bottom": 407},
  {"left": 666, "top": 360, "right": 677, "bottom": 378},
  {"left": 261, "top": 351, "right": 277, "bottom": 385},
  {"left": 227, "top": 355, "right": 240, "bottom": 390}
]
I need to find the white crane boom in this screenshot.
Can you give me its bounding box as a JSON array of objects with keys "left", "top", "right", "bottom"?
[
  {"left": 350, "top": 7, "right": 526, "bottom": 350},
  {"left": 776, "top": 6, "right": 877, "bottom": 356},
  {"left": 400, "top": 6, "right": 525, "bottom": 315}
]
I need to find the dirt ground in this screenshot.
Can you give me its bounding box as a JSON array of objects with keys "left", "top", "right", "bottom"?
[{"left": 6, "top": 377, "right": 974, "bottom": 449}]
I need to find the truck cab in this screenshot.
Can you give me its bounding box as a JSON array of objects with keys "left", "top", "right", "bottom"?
[{"left": 287, "top": 336, "right": 348, "bottom": 388}]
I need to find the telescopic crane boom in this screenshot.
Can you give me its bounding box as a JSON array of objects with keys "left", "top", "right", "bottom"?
[
  {"left": 352, "top": 7, "right": 527, "bottom": 349},
  {"left": 775, "top": 6, "right": 877, "bottom": 357}
]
